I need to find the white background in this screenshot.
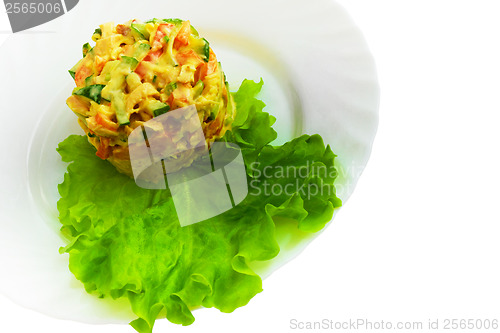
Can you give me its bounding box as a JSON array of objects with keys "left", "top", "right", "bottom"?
[{"left": 2, "top": 0, "right": 500, "bottom": 332}]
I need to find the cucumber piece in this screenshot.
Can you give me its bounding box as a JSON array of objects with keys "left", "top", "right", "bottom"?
[
  {"left": 193, "top": 80, "right": 204, "bottom": 99},
  {"left": 103, "top": 56, "right": 144, "bottom": 125},
  {"left": 120, "top": 56, "right": 139, "bottom": 70},
  {"left": 190, "top": 25, "right": 199, "bottom": 36},
  {"left": 163, "top": 18, "right": 183, "bottom": 25},
  {"left": 165, "top": 30, "right": 179, "bottom": 66},
  {"left": 145, "top": 18, "right": 160, "bottom": 24},
  {"left": 202, "top": 38, "right": 210, "bottom": 62},
  {"left": 132, "top": 42, "right": 151, "bottom": 61},
  {"left": 146, "top": 18, "right": 183, "bottom": 26},
  {"left": 110, "top": 91, "right": 130, "bottom": 125},
  {"left": 92, "top": 28, "right": 102, "bottom": 41},
  {"left": 147, "top": 100, "right": 170, "bottom": 117},
  {"left": 84, "top": 75, "right": 94, "bottom": 86},
  {"left": 68, "top": 58, "right": 84, "bottom": 80},
  {"left": 82, "top": 43, "right": 92, "bottom": 57},
  {"left": 165, "top": 82, "right": 177, "bottom": 95},
  {"left": 102, "top": 59, "right": 136, "bottom": 99},
  {"left": 206, "top": 107, "right": 217, "bottom": 121},
  {"left": 217, "top": 62, "right": 224, "bottom": 100},
  {"left": 72, "top": 84, "right": 106, "bottom": 104},
  {"left": 131, "top": 22, "right": 150, "bottom": 40},
  {"left": 153, "top": 105, "right": 170, "bottom": 117},
  {"left": 153, "top": 106, "right": 170, "bottom": 117},
  {"left": 100, "top": 60, "right": 120, "bottom": 83},
  {"left": 191, "top": 36, "right": 210, "bottom": 62}
]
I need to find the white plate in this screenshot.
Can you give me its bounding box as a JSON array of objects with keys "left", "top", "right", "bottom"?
[{"left": 0, "top": 0, "right": 379, "bottom": 326}]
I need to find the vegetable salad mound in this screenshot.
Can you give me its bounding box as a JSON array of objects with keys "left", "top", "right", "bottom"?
[
  {"left": 66, "top": 18, "right": 234, "bottom": 177},
  {"left": 59, "top": 18, "right": 343, "bottom": 333}
]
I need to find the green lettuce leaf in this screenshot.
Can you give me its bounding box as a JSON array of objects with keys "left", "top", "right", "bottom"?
[
  {"left": 221, "top": 79, "right": 277, "bottom": 166},
  {"left": 57, "top": 79, "right": 342, "bottom": 333}
]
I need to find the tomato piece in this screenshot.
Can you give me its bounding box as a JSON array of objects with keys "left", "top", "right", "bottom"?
[
  {"left": 75, "top": 64, "right": 92, "bottom": 87},
  {"left": 151, "top": 23, "right": 174, "bottom": 51},
  {"left": 196, "top": 49, "right": 218, "bottom": 81},
  {"left": 176, "top": 49, "right": 203, "bottom": 66},
  {"left": 174, "top": 21, "right": 191, "bottom": 49},
  {"left": 206, "top": 49, "right": 218, "bottom": 76},
  {"left": 143, "top": 49, "right": 163, "bottom": 62},
  {"left": 165, "top": 93, "right": 175, "bottom": 109},
  {"left": 135, "top": 63, "right": 147, "bottom": 79},
  {"left": 96, "top": 137, "right": 111, "bottom": 159},
  {"left": 95, "top": 112, "right": 119, "bottom": 132},
  {"left": 135, "top": 49, "right": 163, "bottom": 79}
]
